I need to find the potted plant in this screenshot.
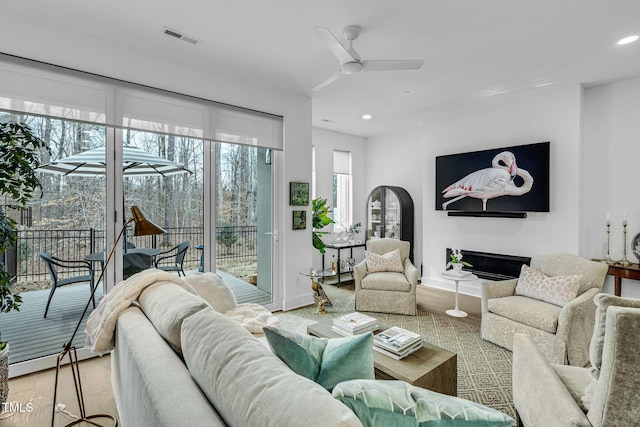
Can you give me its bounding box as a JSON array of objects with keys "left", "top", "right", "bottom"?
[
  {"left": 311, "top": 197, "right": 334, "bottom": 254},
  {"left": 447, "top": 249, "right": 472, "bottom": 274},
  {"left": 0, "top": 121, "right": 49, "bottom": 405}
]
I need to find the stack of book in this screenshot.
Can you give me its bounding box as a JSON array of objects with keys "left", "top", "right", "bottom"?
[
  {"left": 373, "top": 326, "right": 423, "bottom": 360},
  {"left": 331, "top": 312, "right": 379, "bottom": 336}
]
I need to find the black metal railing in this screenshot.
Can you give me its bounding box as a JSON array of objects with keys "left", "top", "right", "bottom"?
[{"left": 14, "top": 225, "right": 258, "bottom": 282}]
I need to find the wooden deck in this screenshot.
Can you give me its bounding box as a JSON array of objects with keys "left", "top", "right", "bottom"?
[{"left": 0, "top": 270, "right": 271, "bottom": 365}]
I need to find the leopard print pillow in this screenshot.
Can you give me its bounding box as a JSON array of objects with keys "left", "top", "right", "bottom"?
[
  {"left": 515, "top": 264, "right": 582, "bottom": 306},
  {"left": 365, "top": 249, "right": 404, "bottom": 273}
]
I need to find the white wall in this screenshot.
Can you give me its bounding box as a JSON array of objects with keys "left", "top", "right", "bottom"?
[
  {"left": 582, "top": 75, "right": 640, "bottom": 298},
  {"left": 366, "top": 127, "right": 425, "bottom": 274},
  {"left": 368, "top": 85, "right": 584, "bottom": 296},
  {"left": 0, "top": 10, "right": 313, "bottom": 310},
  {"left": 311, "top": 128, "right": 367, "bottom": 268}
]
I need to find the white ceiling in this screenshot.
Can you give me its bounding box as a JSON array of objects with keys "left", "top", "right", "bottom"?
[{"left": 4, "top": 1, "right": 640, "bottom": 137}]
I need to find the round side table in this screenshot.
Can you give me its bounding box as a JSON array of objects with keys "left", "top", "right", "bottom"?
[
  {"left": 441, "top": 271, "right": 478, "bottom": 318},
  {"left": 299, "top": 268, "right": 335, "bottom": 314}
]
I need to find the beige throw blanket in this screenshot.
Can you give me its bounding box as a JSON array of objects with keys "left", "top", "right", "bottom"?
[{"left": 84, "top": 269, "right": 195, "bottom": 354}]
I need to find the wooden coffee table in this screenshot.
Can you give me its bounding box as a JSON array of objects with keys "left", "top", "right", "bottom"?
[{"left": 307, "top": 319, "right": 457, "bottom": 396}]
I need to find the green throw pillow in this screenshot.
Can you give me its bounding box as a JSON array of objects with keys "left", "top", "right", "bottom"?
[
  {"left": 263, "top": 326, "right": 374, "bottom": 391},
  {"left": 333, "top": 379, "right": 515, "bottom": 427}
]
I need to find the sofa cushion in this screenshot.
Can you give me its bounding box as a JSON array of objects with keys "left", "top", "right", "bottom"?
[
  {"left": 181, "top": 308, "right": 364, "bottom": 427},
  {"left": 263, "top": 326, "right": 374, "bottom": 391},
  {"left": 361, "top": 272, "right": 411, "bottom": 292},
  {"left": 183, "top": 272, "right": 237, "bottom": 313},
  {"left": 515, "top": 264, "right": 581, "bottom": 307},
  {"left": 366, "top": 249, "right": 404, "bottom": 273},
  {"left": 113, "top": 307, "right": 225, "bottom": 426},
  {"left": 487, "top": 295, "right": 561, "bottom": 334},
  {"left": 333, "top": 379, "right": 515, "bottom": 427},
  {"left": 138, "top": 281, "right": 210, "bottom": 354}
]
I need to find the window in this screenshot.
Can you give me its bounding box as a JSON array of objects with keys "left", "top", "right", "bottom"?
[{"left": 333, "top": 150, "right": 352, "bottom": 230}]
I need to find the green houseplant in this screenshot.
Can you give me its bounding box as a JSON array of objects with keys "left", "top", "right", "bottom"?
[
  {"left": 311, "top": 197, "right": 334, "bottom": 254},
  {"left": 0, "top": 121, "right": 48, "bottom": 403}
]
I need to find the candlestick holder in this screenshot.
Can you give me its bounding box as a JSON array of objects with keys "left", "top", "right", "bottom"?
[
  {"left": 620, "top": 220, "right": 632, "bottom": 266},
  {"left": 604, "top": 221, "right": 617, "bottom": 265}
]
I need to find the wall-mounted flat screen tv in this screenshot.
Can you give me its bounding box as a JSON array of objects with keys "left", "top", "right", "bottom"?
[{"left": 435, "top": 141, "right": 550, "bottom": 213}]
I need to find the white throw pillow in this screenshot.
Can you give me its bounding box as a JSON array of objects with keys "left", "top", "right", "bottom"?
[
  {"left": 183, "top": 272, "right": 237, "bottom": 313},
  {"left": 366, "top": 248, "right": 404, "bottom": 273},
  {"left": 515, "top": 264, "right": 581, "bottom": 307}
]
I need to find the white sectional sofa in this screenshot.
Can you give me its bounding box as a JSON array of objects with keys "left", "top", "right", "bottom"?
[{"left": 110, "top": 279, "right": 363, "bottom": 427}]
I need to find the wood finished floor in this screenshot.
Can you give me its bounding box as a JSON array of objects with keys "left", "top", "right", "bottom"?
[{"left": 4, "top": 284, "right": 480, "bottom": 426}]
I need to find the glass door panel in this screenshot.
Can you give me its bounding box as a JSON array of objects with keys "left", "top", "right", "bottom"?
[
  {"left": 215, "top": 142, "right": 272, "bottom": 306},
  {"left": 122, "top": 130, "right": 204, "bottom": 279},
  {"left": 0, "top": 112, "right": 107, "bottom": 366}
]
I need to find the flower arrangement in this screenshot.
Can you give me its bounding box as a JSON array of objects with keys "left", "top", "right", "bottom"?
[
  {"left": 447, "top": 249, "right": 473, "bottom": 268},
  {"left": 347, "top": 222, "right": 361, "bottom": 235}
]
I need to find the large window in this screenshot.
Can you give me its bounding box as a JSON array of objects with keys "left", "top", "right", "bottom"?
[
  {"left": 333, "top": 150, "right": 352, "bottom": 230},
  {"left": 0, "top": 53, "right": 281, "bottom": 375}
]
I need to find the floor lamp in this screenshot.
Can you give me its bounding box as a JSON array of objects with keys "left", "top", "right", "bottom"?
[{"left": 51, "top": 206, "right": 166, "bottom": 427}]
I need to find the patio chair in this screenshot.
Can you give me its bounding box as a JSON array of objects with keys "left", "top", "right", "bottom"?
[
  {"left": 39, "top": 251, "right": 95, "bottom": 318},
  {"left": 154, "top": 241, "right": 191, "bottom": 276}
]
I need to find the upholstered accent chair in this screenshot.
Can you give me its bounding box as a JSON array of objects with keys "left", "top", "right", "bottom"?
[
  {"left": 513, "top": 294, "right": 640, "bottom": 427},
  {"left": 481, "top": 253, "right": 608, "bottom": 366},
  {"left": 353, "top": 238, "right": 419, "bottom": 315}
]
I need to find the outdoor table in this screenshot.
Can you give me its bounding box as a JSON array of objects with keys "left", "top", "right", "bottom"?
[{"left": 85, "top": 248, "right": 162, "bottom": 277}]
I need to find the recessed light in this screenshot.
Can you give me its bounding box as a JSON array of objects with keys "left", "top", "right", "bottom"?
[
  {"left": 535, "top": 82, "right": 552, "bottom": 87},
  {"left": 362, "top": 114, "right": 372, "bottom": 120},
  {"left": 617, "top": 35, "right": 639, "bottom": 45}
]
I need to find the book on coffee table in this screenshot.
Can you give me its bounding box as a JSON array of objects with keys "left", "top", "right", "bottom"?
[
  {"left": 373, "top": 340, "right": 423, "bottom": 360},
  {"left": 333, "top": 312, "right": 378, "bottom": 334},
  {"left": 373, "top": 326, "right": 422, "bottom": 354},
  {"left": 331, "top": 322, "right": 379, "bottom": 336}
]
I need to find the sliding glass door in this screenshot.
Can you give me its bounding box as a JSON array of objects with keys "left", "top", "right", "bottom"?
[{"left": 0, "top": 53, "right": 283, "bottom": 375}]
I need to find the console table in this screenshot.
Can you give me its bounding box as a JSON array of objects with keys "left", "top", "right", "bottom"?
[
  {"left": 604, "top": 263, "right": 640, "bottom": 296},
  {"left": 321, "top": 241, "right": 365, "bottom": 286}
]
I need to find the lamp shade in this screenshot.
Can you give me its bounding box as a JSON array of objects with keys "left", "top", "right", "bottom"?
[{"left": 130, "top": 205, "right": 167, "bottom": 236}]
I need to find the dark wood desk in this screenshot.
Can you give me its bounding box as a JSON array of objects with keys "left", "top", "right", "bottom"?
[{"left": 604, "top": 263, "right": 640, "bottom": 296}]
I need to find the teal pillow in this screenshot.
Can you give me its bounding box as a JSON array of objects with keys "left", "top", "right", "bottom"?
[
  {"left": 263, "top": 326, "right": 374, "bottom": 391},
  {"left": 333, "top": 380, "right": 515, "bottom": 427}
]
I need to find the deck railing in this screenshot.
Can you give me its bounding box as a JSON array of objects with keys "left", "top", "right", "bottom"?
[{"left": 12, "top": 225, "right": 257, "bottom": 282}]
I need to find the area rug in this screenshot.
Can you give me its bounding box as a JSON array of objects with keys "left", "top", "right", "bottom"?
[{"left": 275, "top": 294, "right": 515, "bottom": 419}]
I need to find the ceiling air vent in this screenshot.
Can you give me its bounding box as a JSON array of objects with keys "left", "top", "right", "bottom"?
[{"left": 163, "top": 27, "right": 200, "bottom": 45}]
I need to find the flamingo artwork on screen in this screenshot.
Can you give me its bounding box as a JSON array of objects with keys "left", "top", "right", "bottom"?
[{"left": 435, "top": 142, "right": 550, "bottom": 213}]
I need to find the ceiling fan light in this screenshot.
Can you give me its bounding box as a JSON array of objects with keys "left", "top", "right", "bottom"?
[{"left": 341, "top": 61, "right": 363, "bottom": 75}]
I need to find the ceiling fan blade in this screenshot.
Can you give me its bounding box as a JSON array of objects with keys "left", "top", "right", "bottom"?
[
  {"left": 311, "top": 71, "right": 343, "bottom": 92},
  {"left": 314, "top": 26, "right": 356, "bottom": 64},
  {"left": 361, "top": 59, "right": 425, "bottom": 71}
]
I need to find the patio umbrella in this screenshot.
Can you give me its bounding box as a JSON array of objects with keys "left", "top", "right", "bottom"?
[{"left": 37, "top": 145, "right": 192, "bottom": 177}]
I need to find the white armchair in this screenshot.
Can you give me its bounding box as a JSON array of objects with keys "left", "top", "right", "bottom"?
[
  {"left": 481, "top": 253, "right": 608, "bottom": 366},
  {"left": 513, "top": 294, "right": 640, "bottom": 426},
  {"left": 353, "top": 238, "right": 419, "bottom": 315}
]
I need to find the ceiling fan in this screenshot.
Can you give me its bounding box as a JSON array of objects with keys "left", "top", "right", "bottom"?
[{"left": 312, "top": 25, "right": 425, "bottom": 92}]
